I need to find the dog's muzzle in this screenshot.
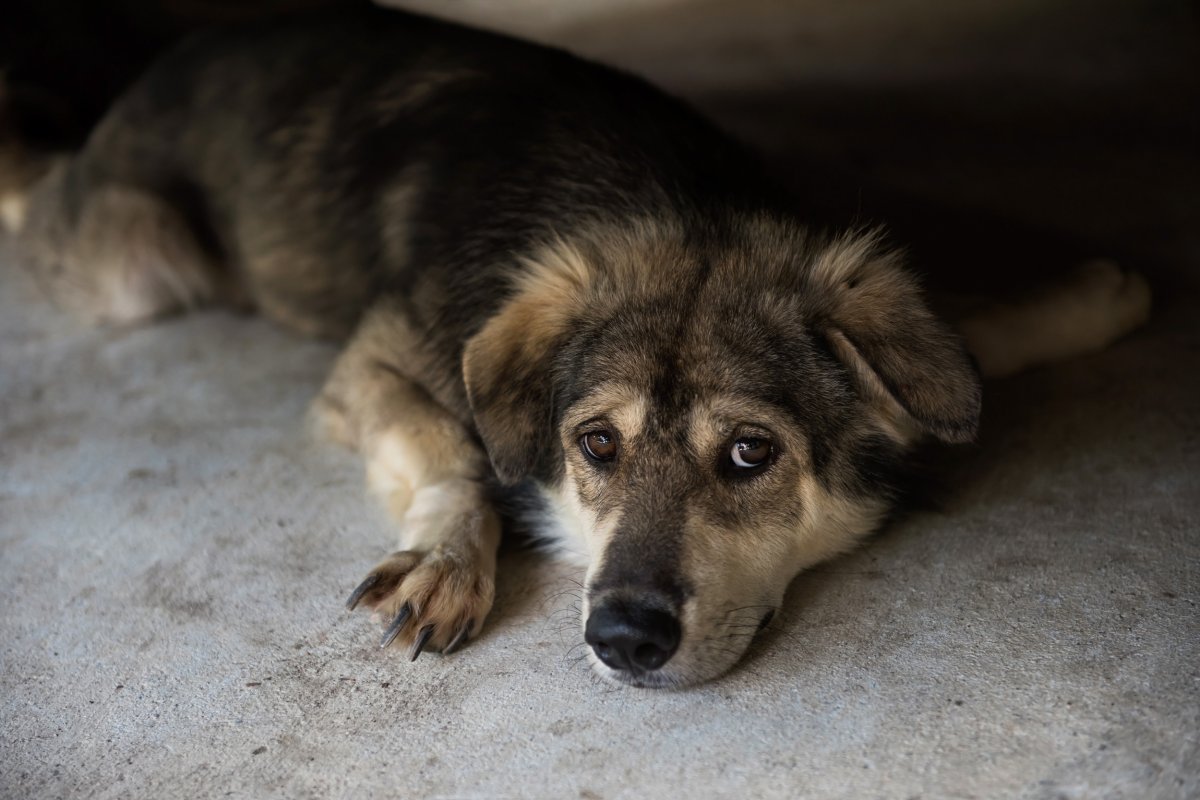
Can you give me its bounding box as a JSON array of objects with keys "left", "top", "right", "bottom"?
[{"left": 585, "top": 599, "right": 681, "bottom": 673}]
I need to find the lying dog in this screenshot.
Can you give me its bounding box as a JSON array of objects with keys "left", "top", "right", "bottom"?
[{"left": 1, "top": 5, "right": 1150, "bottom": 687}]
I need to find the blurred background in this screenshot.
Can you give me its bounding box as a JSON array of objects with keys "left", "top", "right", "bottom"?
[
  {"left": 396, "top": 0, "right": 1200, "bottom": 294},
  {"left": 2, "top": 0, "right": 1197, "bottom": 296}
]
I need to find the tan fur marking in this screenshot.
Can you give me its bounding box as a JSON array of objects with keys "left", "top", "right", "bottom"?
[
  {"left": 685, "top": 394, "right": 801, "bottom": 458},
  {"left": 1, "top": 192, "right": 25, "bottom": 232},
  {"left": 318, "top": 308, "right": 487, "bottom": 506},
  {"left": 508, "top": 237, "right": 599, "bottom": 343},
  {"left": 560, "top": 383, "right": 650, "bottom": 442},
  {"left": 794, "top": 474, "right": 889, "bottom": 568},
  {"left": 823, "top": 329, "right": 923, "bottom": 445},
  {"left": 463, "top": 237, "right": 604, "bottom": 404},
  {"left": 508, "top": 218, "right": 689, "bottom": 316}
]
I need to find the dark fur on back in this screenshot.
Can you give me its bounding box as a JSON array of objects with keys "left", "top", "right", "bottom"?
[{"left": 72, "top": 7, "right": 775, "bottom": 333}]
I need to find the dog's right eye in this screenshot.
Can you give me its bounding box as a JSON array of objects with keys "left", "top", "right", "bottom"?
[
  {"left": 728, "top": 437, "right": 772, "bottom": 474},
  {"left": 580, "top": 431, "right": 618, "bottom": 463}
]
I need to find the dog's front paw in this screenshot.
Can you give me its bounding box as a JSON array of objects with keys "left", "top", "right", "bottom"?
[{"left": 346, "top": 545, "right": 494, "bottom": 659}]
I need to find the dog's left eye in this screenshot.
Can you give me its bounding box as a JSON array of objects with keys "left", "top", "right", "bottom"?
[
  {"left": 581, "top": 430, "right": 618, "bottom": 463},
  {"left": 729, "top": 437, "right": 772, "bottom": 471}
]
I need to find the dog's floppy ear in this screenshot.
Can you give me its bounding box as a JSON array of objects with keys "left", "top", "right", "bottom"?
[
  {"left": 803, "top": 231, "right": 981, "bottom": 443},
  {"left": 463, "top": 241, "right": 592, "bottom": 484}
]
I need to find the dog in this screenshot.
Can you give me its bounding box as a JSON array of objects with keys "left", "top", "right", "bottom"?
[{"left": 0, "top": 5, "right": 1151, "bottom": 688}]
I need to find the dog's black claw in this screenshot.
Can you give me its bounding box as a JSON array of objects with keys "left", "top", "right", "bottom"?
[
  {"left": 410, "top": 624, "right": 435, "bottom": 661},
  {"left": 380, "top": 603, "right": 412, "bottom": 649},
  {"left": 442, "top": 621, "right": 472, "bottom": 655},
  {"left": 346, "top": 574, "right": 380, "bottom": 611}
]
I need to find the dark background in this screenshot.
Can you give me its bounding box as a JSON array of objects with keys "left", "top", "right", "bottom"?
[{"left": 4, "top": 0, "right": 1196, "bottom": 295}]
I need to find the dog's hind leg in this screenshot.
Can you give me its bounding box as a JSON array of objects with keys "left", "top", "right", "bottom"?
[
  {"left": 315, "top": 305, "right": 500, "bottom": 658},
  {"left": 17, "top": 168, "right": 229, "bottom": 326},
  {"left": 956, "top": 260, "right": 1152, "bottom": 379}
]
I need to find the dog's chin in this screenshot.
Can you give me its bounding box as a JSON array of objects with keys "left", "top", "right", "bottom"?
[
  {"left": 594, "top": 665, "right": 684, "bottom": 690},
  {"left": 586, "top": 640, "right": 748, "bottom": 690}
]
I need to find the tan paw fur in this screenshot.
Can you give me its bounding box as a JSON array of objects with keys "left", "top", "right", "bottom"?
[{"left": 345, "top": 503, "right": 499, "bottom": 659}]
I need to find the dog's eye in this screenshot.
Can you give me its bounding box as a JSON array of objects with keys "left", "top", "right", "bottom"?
[
  {"left": 581, "top": 431, "right": 618, "bottom": 463},
  {"left": 729, "top": 437, "right": 772, "bottom": 471}
]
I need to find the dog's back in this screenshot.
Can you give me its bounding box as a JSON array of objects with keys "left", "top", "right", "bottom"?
[{"left": 10, "top": 6, "right": 771, "bottom": 345}]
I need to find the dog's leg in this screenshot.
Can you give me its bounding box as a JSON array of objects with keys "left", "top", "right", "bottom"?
[
  {"left": 956, "top": 260, "right": 1152, "bottom": 379},
  {"left": 17, "top": 171, "right": 229, "bottom": 325},
  {"left": 316, "top": 307, "right": 500, "bottom": 658}
]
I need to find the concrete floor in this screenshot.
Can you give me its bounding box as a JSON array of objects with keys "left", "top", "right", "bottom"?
[{"left": 2, "top": 1, "right": 1198, "bottom": 798}]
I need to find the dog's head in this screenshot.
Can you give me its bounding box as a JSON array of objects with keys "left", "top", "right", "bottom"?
[{"left": 464, "top": 216, "right": 980, "bottom": 687}]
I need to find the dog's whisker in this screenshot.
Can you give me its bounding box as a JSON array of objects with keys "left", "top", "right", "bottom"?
[
  {"left": 543, "top": 606, "right": 579, "bottom": 623},
  {"left": 561, "top": 640, "right": 590, "bottom": 659},
  {"left": 543, "top": 587, "right": 584, "bottom": 604}
]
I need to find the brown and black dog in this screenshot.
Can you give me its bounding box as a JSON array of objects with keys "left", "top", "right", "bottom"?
[{"left": 1, "top": 5, "right": 1150, "bottom": 687}]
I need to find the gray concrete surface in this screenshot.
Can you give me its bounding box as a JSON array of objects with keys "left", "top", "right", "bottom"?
[{"left": 3, "top": 1, "right": 1199, "bottom": 798}]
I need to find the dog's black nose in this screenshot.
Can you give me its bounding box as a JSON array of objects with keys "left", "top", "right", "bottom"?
[{"left": 585, "top": 602, "right": 681, "bottom": 672}]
